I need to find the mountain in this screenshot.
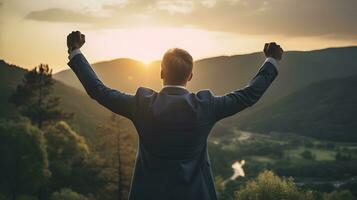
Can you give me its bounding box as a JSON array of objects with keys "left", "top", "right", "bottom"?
[
  {"left": 54, "top": 46, "right": 357, "bottom": 140},
  {"left": 3, "top": 46, "right": 357, "bottom": 141},
  {"left": 0, "top": 60, "right": 112, "bottom": 138},
  {"left": 235, "top": 74, "right": 357, "bottom": 142},
  {"left": 55, "top": 59, "right": 162, "bottom": 94},
  {"left": 55, "top": 46, "right": 357, "bottom": 103}
]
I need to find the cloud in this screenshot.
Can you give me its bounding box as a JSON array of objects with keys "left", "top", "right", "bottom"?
[
  {"left": 178, "top": 0, "right": 357, "bottom": 38},
  {"left": 25, "top": 8, "right": 105, "bottom": 23},
  {"left": 155, "top": 1, "right": 194, "bottom": 14},
  {"left": 24, "top": 0, "right": 357, "bottom": 39}
]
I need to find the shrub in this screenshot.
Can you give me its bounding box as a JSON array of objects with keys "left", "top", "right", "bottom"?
[
  {"left": 234, "top": 170, "right": 311, "bottom": 200},
  {"left": 50, "top": 188, "right": 88, "bottom": 200}
]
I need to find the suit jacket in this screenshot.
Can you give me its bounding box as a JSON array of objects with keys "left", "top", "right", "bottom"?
[{"left": 68, "top": 54, "right": 278, "bottom": 200}]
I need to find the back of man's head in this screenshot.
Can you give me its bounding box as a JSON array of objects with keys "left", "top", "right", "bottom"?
[{"left": 161, "top": 48, "right": 193, "bottom": 85}]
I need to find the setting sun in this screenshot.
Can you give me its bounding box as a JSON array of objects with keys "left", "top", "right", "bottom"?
[
  {"left": 1, "top": 0, "right": 356, "bottom": 72},
  {"left": 82, "top": 27, "right": 254, "bottom": 64}
]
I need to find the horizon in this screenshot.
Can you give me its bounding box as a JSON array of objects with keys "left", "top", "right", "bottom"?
[
  {"left": 3, "top": 45, "right": 356, "bottom": 74},
  {"left": 1, "top": 0, "right": 356, "bottom": 73},
  {"left": 87, "top": 44, "right": 357, "bottom": 64}
]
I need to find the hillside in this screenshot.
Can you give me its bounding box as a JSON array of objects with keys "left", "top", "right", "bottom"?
[
  {"left": 235, "top": 75, "right": 357, "bottom": 141},
  {"left": 0, "top": 60, "right": 111, "bottom": 139},
  {"left": 3, "top": 46, "right": 357, "bottom": 141},
  {"left": 53, "top": 46, "right": 357, "bottom": 141},
  {"left": 55, "top": 46, "right": 357, "bottom": 103}
]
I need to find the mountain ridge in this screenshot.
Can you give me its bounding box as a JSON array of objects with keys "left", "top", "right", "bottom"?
[
  {"left": 53, "top": 46, "right": 357, "bottom": 131},
  {"left": 2, "top": 46, "right": 357, "bottom": 141},
  {"left": 234, "top": 74, "right": 357, "bottom": 141}
]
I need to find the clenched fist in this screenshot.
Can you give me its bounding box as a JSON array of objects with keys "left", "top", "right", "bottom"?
[
  {"left": 264, "top": 42, "right": 283, "bottom": 60},
  {"left": 67, "top": 31, "right": 85, "bottom": 53}
]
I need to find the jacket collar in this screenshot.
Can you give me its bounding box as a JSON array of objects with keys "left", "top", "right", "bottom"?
[{"left": 160, "top": 85, "right": 189, "bottom": 95}]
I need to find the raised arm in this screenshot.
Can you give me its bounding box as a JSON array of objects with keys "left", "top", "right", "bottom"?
[
  {"left": 213, "top": 42, "right": 283, "bottom": 121},
  {"left": 66, "top": 31, "right": 135, "bottom": 119}
]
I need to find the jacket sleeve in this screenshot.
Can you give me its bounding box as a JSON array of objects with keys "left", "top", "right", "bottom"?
[
  {"left": 212, "top": 61, "right": 278, "bottom": 121},
  {"left": 67, "top": 54, "right": 136, "bottom": 120}
]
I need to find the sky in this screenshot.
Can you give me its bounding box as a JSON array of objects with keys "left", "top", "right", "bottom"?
[{"left": 0, "top": 0, "right": 356, "bottom": 72}]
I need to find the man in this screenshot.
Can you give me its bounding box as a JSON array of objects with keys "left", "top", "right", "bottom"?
[{"left": 66, "top": 31, "right": 283, "bottom": 200}]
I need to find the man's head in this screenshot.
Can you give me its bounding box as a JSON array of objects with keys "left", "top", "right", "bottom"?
[{"left": 161, "top": 48, "right": 193, "bottom": 86}]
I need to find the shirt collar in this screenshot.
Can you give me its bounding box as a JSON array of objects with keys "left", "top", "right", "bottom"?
[{"left": 162, "top": 85, "right": 187, "bottom": 90}]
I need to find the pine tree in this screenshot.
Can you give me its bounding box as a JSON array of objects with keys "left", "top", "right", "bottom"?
[
  {"left": 96, "top": 114, "right": 137, "bottom": 200},
  {"left": 9, "top": 64, "right": 73, "bottom": 129}
]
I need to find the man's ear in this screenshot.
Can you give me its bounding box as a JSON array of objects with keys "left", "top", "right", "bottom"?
[
  {"left": 160, "top": 69, "right": 164, "bottom": 79},
  {"left": 187, "top": 72, "right": 193, "bottom": 82}
]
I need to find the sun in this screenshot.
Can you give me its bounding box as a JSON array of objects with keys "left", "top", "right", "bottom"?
[{"left": 84, "top": 27, "right": 229, "bottom": 66}]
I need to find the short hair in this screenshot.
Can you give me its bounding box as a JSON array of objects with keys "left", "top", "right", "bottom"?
[{"left": 161, "top": 48, "right": 193, "bottom": 84}]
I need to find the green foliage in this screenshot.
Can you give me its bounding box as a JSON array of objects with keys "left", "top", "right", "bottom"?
[
  {"left": 0, "top": 59, "right": 110, "bottom": 139},
  {"left": 95, "top": 114, "right": 137, "bottom": 200},
  {"left": 235, "top": 170, "right": 305, "bottom": 200},
  {"left": 44, "top": 121, "right": 90, "bottom": 192},
  {"left": 215, "top": 176, "right": 233, "bottom": 200},
  {"left": 9, "top": 64, "right": 72, "bottom": 129},
  {"left": 45, "top": 121, "right": 89, "bottom": 161},
  {"left": 0, "top": 119, "right": 50, "bottom": 198},
  {"left": 236, "top": 74, "right": 357, "bottom": 142},
  {"left": 234, "top": 170, "right": 357, "bottom": 200},
  {"left": 323, "top": 190, "right": 356, "bottom": 200},
  {"left": 50, "top": 188, "right": 88, "bottom": 200}
]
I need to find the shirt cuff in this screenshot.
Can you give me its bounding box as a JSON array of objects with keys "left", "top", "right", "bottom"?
[
  {"left": 68, "top": 48, "right": 82, "bottom": 60},
  {"left": 264, "top": 57, "right": 279, "bottom": 68}
]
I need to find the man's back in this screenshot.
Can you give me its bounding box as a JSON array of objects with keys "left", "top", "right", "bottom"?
[
  {"left": 129, "top": 87, "right": 217, "bottom": 199},
  {"left": 134, "top": 87, "right": 213, "bottom": 159}
]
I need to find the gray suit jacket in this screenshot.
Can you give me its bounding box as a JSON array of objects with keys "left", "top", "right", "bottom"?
[{"left": 68, "top": 54, "right": 278, "bottom": 200}]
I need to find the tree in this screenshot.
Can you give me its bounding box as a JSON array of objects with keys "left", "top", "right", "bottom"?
[
  {"left": 96, "top": 114, "right": 137, "bottom": 200},
  {"left": 44, "top": 121, "right": 89, "bottom": 192},
  {"left": 9, "top": 64, "right": 72, "bottom": 129},
  {"left": 234, "top": 170, "right": 314, "bottom": 200},
  {"left": 0, "top": 119, "right": 50, "bottom": 200}
]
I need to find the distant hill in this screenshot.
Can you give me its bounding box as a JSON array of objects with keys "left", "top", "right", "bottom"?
[
  {"left": 235, "top": 75, "right": 357, "bottom": 142},
  {"left": 53, "top": 46, "right": 357, "bottom": 141},
  {"left": 0, "top": 60, "right": 112, "bottom": 138},
  {"left": 2, "top": 46, "right": 357, "bottom": 141},
  {"left": 55, "top": 46, "right": 357, "bottom": 103}
]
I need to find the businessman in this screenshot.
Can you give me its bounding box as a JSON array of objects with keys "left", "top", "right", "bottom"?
[{"left": 66, "top": 31, "right": 283, "bottom": 200}]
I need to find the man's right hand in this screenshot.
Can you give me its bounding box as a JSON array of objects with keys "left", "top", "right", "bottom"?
[
  {"left": 67, "top": 31, "right": 85, "bottom": 54},
  {"left": 264, "top": 42, "right": 283, "bottom": 60}
]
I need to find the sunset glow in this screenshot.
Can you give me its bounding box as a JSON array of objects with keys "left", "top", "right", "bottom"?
[{"left": 1, "top": 0, "right": 356, "bottom": 72}]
